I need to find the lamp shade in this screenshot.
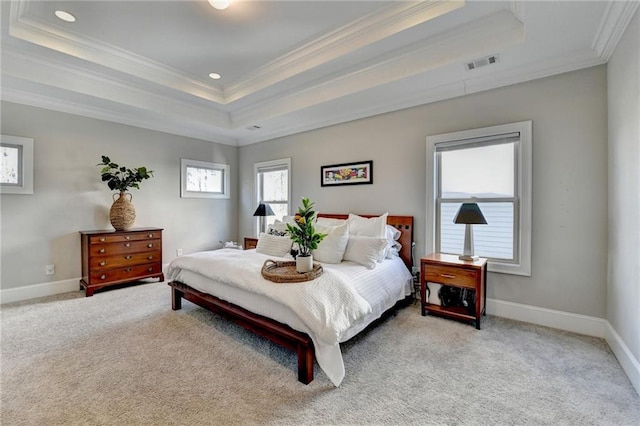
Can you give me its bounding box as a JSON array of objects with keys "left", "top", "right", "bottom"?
[
  {"left": 253, "top": 203, "right": 275, "bottom": 217},
  {"left": 453, "top": 203, "right": 487, "bottom": 225}
]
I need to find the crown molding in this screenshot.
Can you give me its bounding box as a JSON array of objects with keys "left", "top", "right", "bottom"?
[
  {"left": 223, "top": 0, "right": 465, "bottom": 102},
  {"left": 592, "top": 0, "right": 640, "bottom": 61},
  {"left": 2, "top": 47, "right": 232, "bottom": 129},
  {"left": 232, "top": 10, "right": 523, "bottom": 128},
  {"left": 1, "top": 85, "right": 239, "bottom": 146},
  {"left": 9, "top": 0, "right": 226, "bottom": 103}
]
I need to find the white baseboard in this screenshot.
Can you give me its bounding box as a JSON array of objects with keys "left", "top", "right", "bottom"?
[
  {"left": 487, "top": 297, "right": 639, "bottom": 396},
  {"left": 0, "top": 278, "right": 80, "bottom": 304},
  {"left": 605, "top": 322, "right": 640, "bottom": 396},
  {"left": 486, "top": 297, "right": 607, "bottom": 337}
]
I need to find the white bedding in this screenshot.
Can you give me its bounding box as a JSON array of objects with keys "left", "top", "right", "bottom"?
[{"left": 166, "top": 249, "right": 412, "bottom": 386}]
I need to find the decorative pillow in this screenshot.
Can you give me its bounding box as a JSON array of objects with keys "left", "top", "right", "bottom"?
[
  {"left": 268, "top": 220, "right": 289, "bottom": 234},
  {"left": 347, "top": 213, "right": 388, "bottom": 238},
  {"left": 267, "top": 227, "right": 288, "bottom": 237},
  {"left": 312, "top": 223, "right": 349, "bottom": 264},
  {"left": 343, "top": 236, "right": 388, "bottom": 269},
  {"left": 255, "top": 232, "right": 293, "bottom": 257}
]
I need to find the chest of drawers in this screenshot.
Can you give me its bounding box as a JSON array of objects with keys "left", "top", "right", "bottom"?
[{"left": 80, "top": 228, "right": 163, "bottom": 296}]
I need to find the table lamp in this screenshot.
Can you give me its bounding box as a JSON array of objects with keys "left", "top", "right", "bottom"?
[
  {"left": 253, "top": 202, "right": 275, "bottom": 235},
  {"left": 453, "top": 202, "right": 487, "bottom": 261}
]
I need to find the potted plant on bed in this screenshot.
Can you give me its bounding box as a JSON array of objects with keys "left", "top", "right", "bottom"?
[{"left": 286, "top": 197, "right": 327, "bottom": 273}]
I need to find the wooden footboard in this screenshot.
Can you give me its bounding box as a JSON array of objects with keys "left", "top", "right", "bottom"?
[{"left": 168, "top": 280, "right": 315, "bottom": 384}]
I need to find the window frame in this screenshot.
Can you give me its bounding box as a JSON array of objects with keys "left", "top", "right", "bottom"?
[
  {"left": 426, "top": 121, "right": 532, "bottom": 276},
  {"left": 180, "top": 158, "right": 230, "bottom": 199},
  {"left": 254, "top": 158, "right": 291, "bottom": 235},
  {"left": 0, "top": 135, "right": 34, "bottom": 195}
]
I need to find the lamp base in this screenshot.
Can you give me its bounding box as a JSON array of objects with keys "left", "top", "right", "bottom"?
[{"left": 458, "top": 255, "right": 480, "bottom": 261}]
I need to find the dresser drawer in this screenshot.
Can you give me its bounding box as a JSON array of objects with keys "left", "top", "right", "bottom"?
[
  {"left": 424, "top": 264, "right": 479, "bottom": 289},
  {"left": 90, "top": 251, "right": 161, "bottom": 269},
  {"left": 90, "top": 239, "right": 161, "bottom": 256},
  {"left": 89, "top": 231, "right": 159, "bottom": 244},
  {"left": 90, "top": 262, "right": 162, "bottom": 284}
]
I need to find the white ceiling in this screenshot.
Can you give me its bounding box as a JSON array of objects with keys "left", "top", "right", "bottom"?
[{"left": 1, "top": 0, "right": 638, "bottom": 146}]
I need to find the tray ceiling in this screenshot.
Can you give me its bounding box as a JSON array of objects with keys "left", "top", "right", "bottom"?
[{"left": 1, "top": 0, "right": 638, "bottom": 145}]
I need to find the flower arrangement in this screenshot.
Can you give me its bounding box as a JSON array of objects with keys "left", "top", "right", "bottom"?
[
  {"left": 97, "top": 155, "right": 153, "bottom": 192},
  {"left": 286, "top": 197, "right": 327, "bottom": 257}
]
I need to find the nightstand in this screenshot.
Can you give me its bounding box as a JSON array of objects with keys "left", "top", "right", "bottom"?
[
  {"left": 244, "top": 237, "right": 258, "bottom": 250},
  {"left": 421, "top": 253, "right": 487, "bottom": 329}
]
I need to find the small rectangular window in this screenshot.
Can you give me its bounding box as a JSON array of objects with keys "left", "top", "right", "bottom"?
[
  {"left": 181, "top": 159, "right": 229, "bottom": 199},
  {"left": 1, "top": 135, "right": 34, "bottom": 195}
]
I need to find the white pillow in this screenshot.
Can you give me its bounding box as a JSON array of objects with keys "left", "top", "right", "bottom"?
[
  {"left": 267, "top": 220, "right": 289, "bottom": 235},
  {"left": 312, "top": 223, "right": 349, "bottom": 264},
  {"left": 347, "top": 213, "right": 388, "bottom": 238},
  {"left": 255, "top": 233, "right": 293, "bottom": 257},
  {"left": 343, "top": 236, "right": 387, "bottom": 269},
  {"left": 384, "top": 224, "right": 402, "bottom": 259},
  {"left": 316, "top": 217, "right": 347, "bottom": 227}
]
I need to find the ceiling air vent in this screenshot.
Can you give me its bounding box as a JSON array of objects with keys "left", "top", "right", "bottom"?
[
  {"left": 466, "top": 54, "right": 499, "bottom": 71},
  {"left": 246, "top": 125, "right": 261, "bottom": 131}
]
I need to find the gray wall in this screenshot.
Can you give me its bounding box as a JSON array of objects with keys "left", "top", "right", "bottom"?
[
  {"left": 607, "top": 10, "right": 640, "bottom": 363},
  {"left": 1, "top": 102, "right": 238, "bottom": 291},
  {"left": 239, "top": 65, "right": 609, "bottom": 318}
]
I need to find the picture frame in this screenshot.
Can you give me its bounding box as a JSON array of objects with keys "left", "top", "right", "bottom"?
[{"left": 321, "top": 160, "right": 373, "bottom": 187}]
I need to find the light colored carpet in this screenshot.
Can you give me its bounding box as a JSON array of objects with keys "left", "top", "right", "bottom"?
[{"left": 1, "top": 281, "right": 638, "bottom": 425}]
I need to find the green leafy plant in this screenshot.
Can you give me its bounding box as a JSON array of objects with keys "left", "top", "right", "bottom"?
[
  {"left": 97, "top": 155, "right": 153, "bottom": 192},
  {"left": 286, "top": 197, "right": 327, "bottom": 257}
]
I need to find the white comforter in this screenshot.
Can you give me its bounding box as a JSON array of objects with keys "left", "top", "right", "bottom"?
[{"left": 166, "top": 249, "right": 377, "bottom": 385}]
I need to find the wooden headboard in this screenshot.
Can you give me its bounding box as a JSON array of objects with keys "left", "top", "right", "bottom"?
[{"left": 317, "top": 214, "right": 414, "bottom": 270}]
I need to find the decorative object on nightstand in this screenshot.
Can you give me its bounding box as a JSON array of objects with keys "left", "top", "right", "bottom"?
[
  {"left": 97, "top": 156, "right": 153, "bottom": 231},
  {"left": 79, "top": 227, "right": 163, "bottom": 296},
  {"left": 253, "top": 202, "right": 275, "bottom": 235},
  {"left": 453, "top": 202, "right": 487, "bottom": 261},
  {"left": 421, "top": 253, "right": 487, "bottom": 329}
]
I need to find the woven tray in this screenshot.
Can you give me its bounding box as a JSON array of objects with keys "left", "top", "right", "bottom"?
[{"left": 261, "top": 259, "right": 323, "bottom": 283}]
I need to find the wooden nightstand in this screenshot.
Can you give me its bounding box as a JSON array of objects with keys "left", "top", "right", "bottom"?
[
  {"left": 421, "top": 253, "right": 487, "bottom": 329},
  {"left": 243, "top": 237, "right": 258, "bottom": 250}
]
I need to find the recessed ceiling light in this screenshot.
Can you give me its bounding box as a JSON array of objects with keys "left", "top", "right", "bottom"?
[
  {"left": 54, "top": 10, "right": 76, "bottom": 22},
  {"left": 209, "top": 72, "right": 222, "bottom": 80},
  {"left": 208, "top": 0, "right": 230, "bottom": 11}
]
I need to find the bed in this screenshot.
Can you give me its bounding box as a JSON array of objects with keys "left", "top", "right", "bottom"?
[{"left": 166, "top": 213, "right": 414, "bottom": 386}]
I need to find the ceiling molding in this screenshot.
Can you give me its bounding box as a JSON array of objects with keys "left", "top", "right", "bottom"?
[
  {"left": 592, "top": 0, "right": 640, "bottom": 61},
  {"left": 232, "top": 10, "right": 524, "bottom": 128},
  {"left": 2, "top": 47, "right": 232, "bottom": 128},
  {"left": 10, "top": 0, "right": 226, "bottom": 103},
  {"left": 223, "top": 0, "right": 465, "bottom": 102},
  {"left": 1, "top": 84, "right": 238, "bottom": 146}
]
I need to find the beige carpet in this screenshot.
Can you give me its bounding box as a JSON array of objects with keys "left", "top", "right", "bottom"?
[{"left": 1, "top": 281, "right": 639, "bottom": 425}]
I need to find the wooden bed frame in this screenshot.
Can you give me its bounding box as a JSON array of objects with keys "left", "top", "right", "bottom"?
[{"left": 168, "top": 214, "right": 413, "bottom": 384}]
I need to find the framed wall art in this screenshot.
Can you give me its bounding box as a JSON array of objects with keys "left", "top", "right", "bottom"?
[{"left": 321, "top": 160, "right": 372, "bottom": 187}]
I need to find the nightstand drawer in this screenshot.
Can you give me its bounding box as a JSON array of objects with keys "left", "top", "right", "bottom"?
[{"left": 424, "top": 264, "right": 478, "bottom": 289}]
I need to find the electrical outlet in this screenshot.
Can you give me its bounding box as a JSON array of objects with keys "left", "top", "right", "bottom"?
[
  {"left": 412, "top": 266, "right": 419, "bottom": 274},
  {"left": 46, "top": 264, "right": 55, "bottom": 275},
  {"left": 176, "top": 249, "right": 183, "bottom": 256}
]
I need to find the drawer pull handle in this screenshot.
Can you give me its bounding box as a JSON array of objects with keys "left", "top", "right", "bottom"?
[
  {"left": 147, "top": 255, "right": 153, "bottom": 260},
  {"left": 147, "top": 243, "right": 153, "bottom": 248},
  {"left": 125, "top": 243, "right": 131, "bottom": 248},
  {"left": 125, "top": 255, "right": 132, "bottom": 260},
  {"left": 125, "top": 267, "right": 132, "bottom": 272},
  {"left": 99, "top": 261, "right": 106, "bottom": 266},
  {"left": 441, "top": 273, "right": 456, "bottom": 279},
  {"left": 100, "top": 274, "right": 106, "bottom": 280},
  {"left": 125, "top": 236, "right": 131, "bottom": 240},
  {"left": 99, "top": 238, "right": 106, "bottom": 242},
  {"left": 148, "top": 233, "right": 154, "bottom": 238},
  {"left": 99, "top": 248, "right": 105, "bottom": 254},
  {"left": 148, "top": 267, "right": 153, "bottom": 272}
]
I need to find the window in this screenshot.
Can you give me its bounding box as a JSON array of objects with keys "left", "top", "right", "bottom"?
[
  {"left": 1, "top": 135, "right": 34, "bottom": 195},
  {"left": 254, "top": 158, "right": 291, "bottom": 234},
  {"left": 426, "top": 121, "right": 532, "bottom": 276},
  {"left": 180, "top": 159, "right": 229, "bottom": 198}
]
